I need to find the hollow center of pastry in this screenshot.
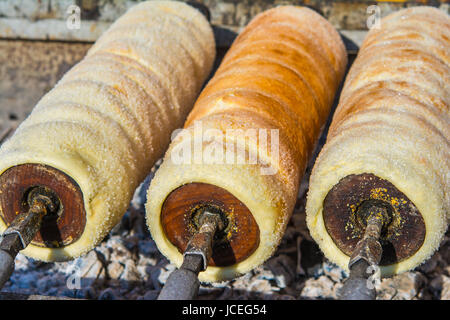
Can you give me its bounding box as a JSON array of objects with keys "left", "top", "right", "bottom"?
[
  {"left": 354, "top": 199, "right": 393, "bottom": 234},
  {"left": 322, "top": 173, "right": 425, "bottom": 265},
  {"left": 190, "top": 204, "right": 231, "bottom": 245},
  {"left": 25, "top": 185, "right": 62, "bottom": 222},
  {"left": 160, "top": 182, "right": 260, "bottom": 267},
  {"left": 0, "top": 164, "right": 86, "bottom": 248}
]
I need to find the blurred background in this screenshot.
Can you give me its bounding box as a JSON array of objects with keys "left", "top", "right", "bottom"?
[{"left": 1, "top": 0, "right": 448, "bottom": 131}]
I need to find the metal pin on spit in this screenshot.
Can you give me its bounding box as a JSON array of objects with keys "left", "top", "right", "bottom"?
[
  {"left": 339, "top": 204, "right": 390, "bottom": 300},
  {"left": 158, "top": 210, "right": 225, "bottom": 300},
  {"left": 0, "top": 187, "right": 58, "bottom": 289}
]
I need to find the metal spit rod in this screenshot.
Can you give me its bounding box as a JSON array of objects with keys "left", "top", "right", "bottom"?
[
  {"left": 158, "top": 210, "right": 224, "bottom": 300},
  {"left": 0, "top": 189, "right": 55, "bottom": 289},
  {"left": 339, "top": 205, "right": 388, "bottom": 300}
]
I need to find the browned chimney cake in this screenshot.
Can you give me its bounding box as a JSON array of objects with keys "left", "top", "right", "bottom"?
[{"left": 306, "top": 6, "right": 449, "bottom": 276}]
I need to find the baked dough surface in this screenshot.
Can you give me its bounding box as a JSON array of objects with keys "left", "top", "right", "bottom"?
[
  {"left": 306, "top": 6, "right": 449, "bottom": 276},
  {"left": 146, "top": 6, "right": 347, "bottom": 282},
  {"left": 0, "top": 1, "right": 215, "bottom": 261}
]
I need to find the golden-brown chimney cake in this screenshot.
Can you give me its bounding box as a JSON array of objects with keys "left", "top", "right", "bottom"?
[{"left": 146, "top": 5, "right": 347, "bottom": 282}]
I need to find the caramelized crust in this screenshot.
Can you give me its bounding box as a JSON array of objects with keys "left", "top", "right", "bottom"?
[{"left": 146, "top": 6, "right": 347, "bottom": 282}]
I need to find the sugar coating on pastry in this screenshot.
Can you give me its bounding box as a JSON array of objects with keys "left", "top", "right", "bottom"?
[
  {"left": 0, "top": 1, "right": 215, "bottom": 262},
  {"left": 146, "top": 6, "right": 347, "bottom": 282},
  {"left": 306, "top": 6, "right": 449, "bottom": 277}
]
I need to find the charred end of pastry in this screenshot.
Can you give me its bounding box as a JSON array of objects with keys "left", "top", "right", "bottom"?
[
  {"left": 323, "top": 173, "right": 425, "bottom": 265},
  {"left": 161, "top": 182, "right": 260, "bottom": 267},
  {"left": 0, "top": 164, "right": 86, "bottom": 248}
]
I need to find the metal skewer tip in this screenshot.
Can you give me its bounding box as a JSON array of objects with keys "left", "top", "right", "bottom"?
[
  {"left": 0, "top": 188, "right": 57, "bottom": 289},
  {"left": 157, "top": 210, "right": 225, "bottom": 300},
  {"left": 339, "top": 205, "right": 389, "bottom": 300}
]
